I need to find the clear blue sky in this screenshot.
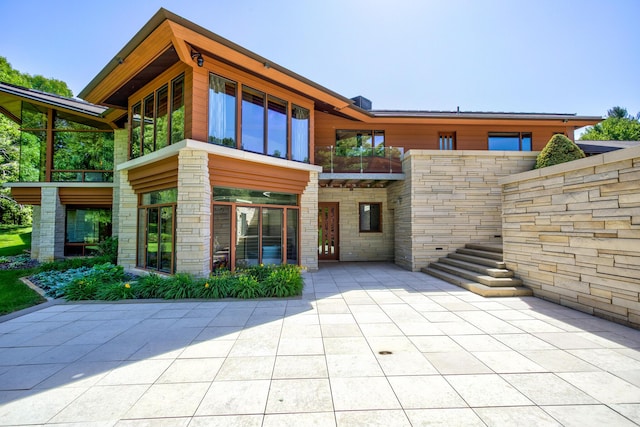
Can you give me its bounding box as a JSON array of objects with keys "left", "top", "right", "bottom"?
[{"left": 1, "top": 0, "right": 639, "bottom": 125}]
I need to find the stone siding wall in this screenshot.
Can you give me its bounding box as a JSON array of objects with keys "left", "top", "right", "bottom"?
[
  {"left": 404, "top": 150, "right": 536, "bottom": 271},
  {"left": 116, "top": 171, "right": 138, "bottom": 271},
  {"left": 176, "top": 149, "right": 211, "bottom": 277},
  {"left": 38, "top": 187, "right": 65, "bottom": 262},
  {"left": 319, "top": 187, "right": 394, "bottom": 262},
  {"left": 300, "top": 171, "right": 319, "bottom": 271},
  {"left": 500, "top": 146, "right": 640, "bottom": 327},
  {"left": 111, "top": 129, "right": 129, "bottom": 237},
  {"left": 30, "top": 206, "right": 41, "bottom": 260}
]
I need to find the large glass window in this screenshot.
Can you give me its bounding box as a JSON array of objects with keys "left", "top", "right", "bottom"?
[
  {"left": 286, "top": 209, "right": 299, "bottom": 264},
  {"left": 18, "top": 130, "right": 46, "bottom": 182},
  {"left": 52, "top": 132, "right": 114, "bottom": 182},
  {"left": 207, "top": 73, "right": 310, "bottom": 163},
  {"left": 130, "top": 74, "right": 185, "bottom": 159},
  {"left": 241, "top": 86, "right": 265, "bottom": 154},
  {"left": 267, "top": 96, "right": 287, "bottom": 158},
  {"left": 336, "top": 130, "right": 386, "bottom": 157},
  {"left": 65, "top": 208, "right": 112, "bottom": 256},
  {"left": 142, "top": 94, "right": 155, "bottom": 155},
  {"left": 171, "top": 75, "right": 185, "bottom": 144},
  {"left": 359, "top": 203, "right": 382, "bottom": 232},
  {"left": 212, "top": 205, "right": 231, "bottom": 270},
  {"left": 292, "top": 105, "right": 309, "bottom": 162},
  {"left": 17, "top": 101, "right": 113, "bottom": 183},
  {"left": 212, "top": 186, "right": 299, "bottom": 270},
  {"left": 130, "top": 102, "right": 141, "bottom": 159},
  {"left": 138, "top": 188, "right": 177, "bottom": 274},
  {"left": 236, "top": 206, "right": 260, "bottom": 267},
  {"left": 155, "top": 85, "right": 169, "bottom": 150},
  {"left": 488, "top": 132, "right": 532, "bottom": 151},
  {"left": 208, "top": 74, "right": 236, "bottom": 147}
]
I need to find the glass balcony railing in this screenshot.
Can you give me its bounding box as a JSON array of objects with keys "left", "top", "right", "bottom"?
[
  {"left": 51, "top": 170, "right": 114, "bottom": 183},
  {"left": 314, "top": 146, "right": 404, "bottom": 173}
]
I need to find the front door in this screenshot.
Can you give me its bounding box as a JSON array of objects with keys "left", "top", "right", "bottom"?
[{"left": 318, "top": 202, "right": 339, "bottom": 260}]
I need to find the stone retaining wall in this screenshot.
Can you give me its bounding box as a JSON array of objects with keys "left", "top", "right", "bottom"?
[
  {"left": 400, "top": 150, "right": 536, "bottom": 271},
  {"left": 500, "top": 146, "right": 640, "bottom": 327}
]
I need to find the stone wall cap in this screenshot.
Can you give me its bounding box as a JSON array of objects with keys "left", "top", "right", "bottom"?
[{"left": 499, "top": 145, "right": 640, "bottom": 186}]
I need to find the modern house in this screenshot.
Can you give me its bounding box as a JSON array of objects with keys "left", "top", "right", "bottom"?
[{"left": 1, "top": 8, "right": 601, "bottom": 278}]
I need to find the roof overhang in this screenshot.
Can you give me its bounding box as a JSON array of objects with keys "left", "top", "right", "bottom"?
[
  {"left": 79, "top": 8, "right": 368, "bottom": 121},
  {"left": 0, "top": 82, "right": 115, "bottom": 128},
  {"left": 78, "top": 8, "right": 603, "bottom": 127}
]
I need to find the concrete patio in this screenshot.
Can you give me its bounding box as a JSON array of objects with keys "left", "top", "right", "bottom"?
[{"left": 0, "top": 262, "right": 639, "bottom": 426}]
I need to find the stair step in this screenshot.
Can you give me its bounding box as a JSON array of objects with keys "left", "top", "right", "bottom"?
[
  {"left": 422, "top": 267, "right": 532, "bottom": 297},
  {"left": 449, "top": 252, "right": 507, "bottom": 269},
  {"left": 439, "top": 257, "right": 513, "bottom": 278},
  {"left": 456, "top": 247, "right": 504, "bottom": 261},
  {"left": 465, "top": 243, "right": 503, "bottom": 254},
  {"left": 429, "top": 262, "right": 522, "bottom": 287}
]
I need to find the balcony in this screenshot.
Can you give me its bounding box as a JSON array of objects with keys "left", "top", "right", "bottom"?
[
  {"left": 51, "top": 170, "right": 114, "bottom": 183},
  {"left": 314, "top": 146, "right": 405, "bottom": 188}
]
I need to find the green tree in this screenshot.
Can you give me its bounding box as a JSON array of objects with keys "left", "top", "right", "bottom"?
[
  {"left": 580, "top": 106, "right": 640, "bottom": 141},
  {"left": 0, "top": 57, "right": 73, "bottom": 225},
  {"left": 535, "top": 134, "right": 586, "bottom": 169}
]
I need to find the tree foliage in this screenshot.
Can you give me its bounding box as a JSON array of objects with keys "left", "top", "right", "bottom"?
[
  {"left": 0, "top": 57, "right": 73, "bottom": 225},
  {"left": 535, "top": 134, "right": 586, "bottom": 169},
  {"left": 580, "top": 106, "right": 640, "bottom": 141}
]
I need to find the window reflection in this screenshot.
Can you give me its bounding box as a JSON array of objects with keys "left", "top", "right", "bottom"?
[
  {"left": 242, "top": 86, "right": 265, "bottom": 154},
  {"left": 209, "top": 74, "right": 236, "bottom": 147}
]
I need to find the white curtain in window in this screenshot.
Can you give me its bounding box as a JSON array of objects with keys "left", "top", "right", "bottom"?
[
  {"left": 209, "top": 74, "right": 228, "bottom": 144},
  {"left": 291, "top": 105, "right": 309, "bottom": 162}
]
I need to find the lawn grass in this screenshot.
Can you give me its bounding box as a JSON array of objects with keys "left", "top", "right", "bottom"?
[
  {"left": 0, "top": 268, "right": 45, "bottom": 315},
  {"left": 0, "top": 225, "right": 32, "bottom": 257},
  {"left": 0, "top": 225, "right": 42, "bottom": 315}
]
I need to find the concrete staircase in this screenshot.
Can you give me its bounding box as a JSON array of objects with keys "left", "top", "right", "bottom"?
[{"left": 422, "top": 243, "right": 532, "bottom": 297}]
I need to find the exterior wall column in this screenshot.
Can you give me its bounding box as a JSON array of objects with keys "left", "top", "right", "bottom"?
[
  {"left": 300, "top": 170, "right": 318, "bottom": 271},
  {"left": 175, "top": 149, "right": 211, "bottom": 277},
  {"left": 111, "top": 128, "right": 129, "bottom": 238},
  {"left": 30, "top": 206, "right": 41, "bottom": 259},
  {"left": 117, "top": 170, "right": 138, "bottom": 270},
  {"left": 38, "top": 187, "right": 64, "bottom": 262}
]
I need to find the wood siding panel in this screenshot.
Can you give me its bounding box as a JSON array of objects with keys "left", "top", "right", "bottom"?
[
  {"left": 315, "top": 111, "right": 571, "bottom": 152},
  {"left": 10, "top": 187, "right": 42, "bottom": 205},
  {"left": 59, "top": 187, "right": 113, "bottom": 206},
  {"left": 190, "top": 69, "right": 209, "bottom": 142},
  {"left": 209, "top": 155, "right": 309, "bottom": 194},
  {"left": 128, "top": 156, "right": 179, "bottom": 193}
]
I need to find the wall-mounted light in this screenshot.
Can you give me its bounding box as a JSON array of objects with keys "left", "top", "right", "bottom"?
[
  {"left": 191, "top": 50, "right": 204, "bottom": 67},
  {"left": 264, "top": 61, "right": 270, "bottom": 69}
]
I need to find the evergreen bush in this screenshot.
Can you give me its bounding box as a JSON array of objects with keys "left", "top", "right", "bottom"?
[{"left": 534, "top": 134, "right": 585, "bottom": 169}]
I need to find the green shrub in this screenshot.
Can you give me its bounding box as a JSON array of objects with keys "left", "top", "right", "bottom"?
[
  {"left": 96, "top": 281, "right": 137, "bottom": 300},
  {"left": 534, "top": 134, "right": 586, "bottom": 169},
  {"left": 199, "top": 270, "right": 237, "bottom": 299},
  {"left": 262, "top": 264, "right": 304, "bottom": 297},
  {"left": 136, "top": 273, "right": 166, "bottom": 299},
  {"left": 232, "top": 274, "right": 263, "bottom": 299},
  {"left": 162, "top": 273, "right": 199, "bottom": 299},
  {"left": 64, "top": 277, "right": 99, "bottom": 300},
  {"left": 96, "top": 237, "right": 118, "bottom": 263},
  {"left": 30, "top": 266, "right": 92, "bottom": 298},
  {"left": 242, "top": 263, "right": 276, "bottom": 282},
  {"left": 37, "top": 255, "right": 112, "bottom": 273}
]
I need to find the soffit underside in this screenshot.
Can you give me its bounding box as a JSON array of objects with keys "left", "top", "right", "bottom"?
[{"left": 103, "top": 46, "right": 180, "bottom": 109}]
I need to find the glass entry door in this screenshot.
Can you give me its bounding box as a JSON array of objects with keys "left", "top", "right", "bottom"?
[{"left": 145, "top": 206, "right": 175, "bottom": 273}]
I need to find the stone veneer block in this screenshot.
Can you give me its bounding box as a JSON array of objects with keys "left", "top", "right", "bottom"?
[
  {"left": 175, "top": 149, "right": 211, "bottom": 277},
  {"left": 502, "top": 147, "right": 640, "bottom": 328}
]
